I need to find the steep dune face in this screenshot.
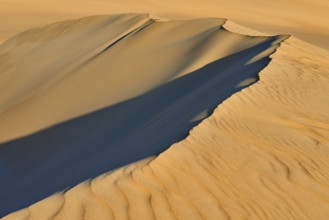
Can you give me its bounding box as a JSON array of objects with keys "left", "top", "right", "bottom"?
[
  {"left": 0, "top": 14, "right": 286, "bottom": 217},
  {"left": 4, "top": 28, "right": 329, "bottom": 220}
]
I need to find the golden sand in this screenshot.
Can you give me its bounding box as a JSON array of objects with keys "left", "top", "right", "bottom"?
[{"left": 1, "top": 0, "right": 329, "bottom": 219}]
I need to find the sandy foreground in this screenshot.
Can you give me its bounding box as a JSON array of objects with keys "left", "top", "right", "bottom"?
[{"left": 1, "top": 0, "right": 329, "bottom": 219}]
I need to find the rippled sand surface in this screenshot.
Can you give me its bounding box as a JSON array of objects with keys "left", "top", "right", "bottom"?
[{"left": 1, "top": 0, "right": 329, "bottom": 219}]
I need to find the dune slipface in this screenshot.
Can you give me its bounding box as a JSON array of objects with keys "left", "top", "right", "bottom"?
[{"left": 0, "top": 14, "right": 286, "bottom": 216}]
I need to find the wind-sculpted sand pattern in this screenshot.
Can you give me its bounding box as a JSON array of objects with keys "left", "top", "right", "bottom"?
[
  {"left": 0, "top": 14, "right": 287, "bottom": 217},
  {"left": 3, "top": 17, "right": 329, "bottom": 219}
]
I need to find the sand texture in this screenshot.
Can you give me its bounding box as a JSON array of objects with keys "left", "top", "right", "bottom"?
[{"left": 0, "top": 0, "right": 329, "bottom": 219}]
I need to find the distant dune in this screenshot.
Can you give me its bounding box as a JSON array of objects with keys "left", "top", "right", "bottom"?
[
  {"left": 1, "top": 0, "right": 329, "bottom": 220},
  {"left": 1, "top": 0, "right": 328, "bottom": 49}
]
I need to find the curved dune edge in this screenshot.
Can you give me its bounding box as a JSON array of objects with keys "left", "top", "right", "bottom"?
[{"left": 4, "top": 22, "right": 329, "bottom": 219}]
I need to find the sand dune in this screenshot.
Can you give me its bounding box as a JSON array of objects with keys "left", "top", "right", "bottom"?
[
  {"left": 1, "top": 0, "right": 328, "bottom": 219},
  {"left": 0, "top": 14, "right": 287, "bottom": 216},
  {"left": 4, "top": 22, "right": 329, "bottom": 219},
  {"left": 0, "top": 14, "right": 281, "bottom": 143}
]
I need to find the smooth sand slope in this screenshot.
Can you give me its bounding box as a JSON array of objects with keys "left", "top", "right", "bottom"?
[
  {"left": 0, "top": 14, "right": 286, "bottom": 216},
  {"left": 0, "top": 0, "right": 328, "bottom": 49},
  {"left": 4, "top": 23, "right": 329, "bottom": 220}
]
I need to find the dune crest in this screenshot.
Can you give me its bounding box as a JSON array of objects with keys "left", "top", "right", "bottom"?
[{"left": 0, "top": 14, "right": 259, "bottom": 143}]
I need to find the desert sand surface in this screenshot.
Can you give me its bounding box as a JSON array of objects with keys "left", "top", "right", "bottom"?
[
  {"left": 0, "top": 14, "right": 287, "bottom": 216},
  {"left": 4, "top": 35, "right": 329, "bottom": 220},
  {"left": 1, "top": 0, "right": 329, "bottom": 219}
]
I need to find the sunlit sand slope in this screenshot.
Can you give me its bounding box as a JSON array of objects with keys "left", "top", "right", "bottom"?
[
  {"left": 4, "top": 28, "right": 329, "bottom": 219},
  {"left": 0, "top": 15, "right": 286, "bottom": 216}
]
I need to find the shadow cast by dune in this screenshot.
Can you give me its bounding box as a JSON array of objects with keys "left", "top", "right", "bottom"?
[{"left": 0, "top": 36, "right": 283, "bottom": 216}]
